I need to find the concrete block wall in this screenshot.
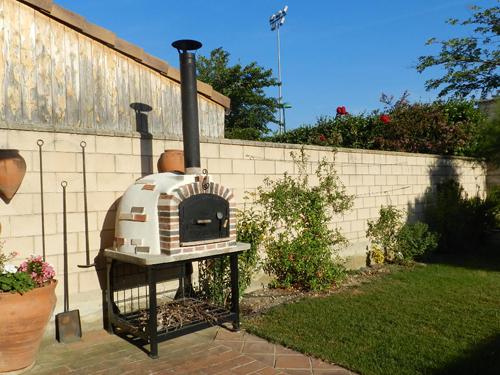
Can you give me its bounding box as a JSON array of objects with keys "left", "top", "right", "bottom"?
[{"left": 0, "top": 128, "right": 486, "bottom": 320}]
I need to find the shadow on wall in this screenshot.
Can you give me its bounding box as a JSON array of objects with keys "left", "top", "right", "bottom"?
[
  {"left": 94, "top": 197, "right": 182, "bottom": 330},
  {"left": 130, "top": 103, "right": 153, "bottom": 177},
  {"left": 407, "top": 157, "right": 460, "bottom": 223}
]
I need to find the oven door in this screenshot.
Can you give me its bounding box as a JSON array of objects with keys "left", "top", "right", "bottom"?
[{"left": 179, "top": 194, "right": 230, "bottom": 244}]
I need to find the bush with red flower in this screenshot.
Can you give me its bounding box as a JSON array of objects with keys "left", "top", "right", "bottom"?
[
  {"left": 267, "top": 98, "right": 484, "bottom": 156},
  {"left": 0, "top": 237, "right": 55, "bottom": 293},
  {"left": 336, "top": 106, "right": 348, "bottom": 116},
  {"left": 379, "top": 114, "right": 391, "bottom": 123}
]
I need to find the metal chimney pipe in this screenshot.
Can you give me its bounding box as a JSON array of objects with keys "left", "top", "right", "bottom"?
[{"left": 172, "top": 39, "right": 202, "bottom": 175}]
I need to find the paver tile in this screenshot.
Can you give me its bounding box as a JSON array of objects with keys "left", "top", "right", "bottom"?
[
  {"left": 246, "top": 353, "right": 275, "bottom": 366},
  {"left": 242, "top": 341, "right": 275, "bottom": 354},
  {"left": 275, "top": 354, "right": 311, "bottom": 369}
]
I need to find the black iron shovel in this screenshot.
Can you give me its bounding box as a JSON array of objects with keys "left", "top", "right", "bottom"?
[{"left": 56, "top": 181, "right": 82, "bottom": 343}]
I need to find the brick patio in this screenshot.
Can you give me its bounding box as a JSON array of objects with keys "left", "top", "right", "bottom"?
[{"left": 26, "top": 327, "right": 358, "bottom": 374}]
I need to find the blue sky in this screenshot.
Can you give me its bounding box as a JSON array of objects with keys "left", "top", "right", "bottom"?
[{"left": 56, "top": 0, "right": 496, "bottom": 133}]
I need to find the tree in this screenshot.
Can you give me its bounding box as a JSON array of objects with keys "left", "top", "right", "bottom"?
[
  {"left": 416, "top": 4, "right": 499, "bottom": 99},
  {"left": 197, "top": 48, "right": 279, "bottom": 140}
]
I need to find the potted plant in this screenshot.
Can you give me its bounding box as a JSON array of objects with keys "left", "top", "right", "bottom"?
[{"left": 0, "top": 234, "right": 56, "bottom": 373}]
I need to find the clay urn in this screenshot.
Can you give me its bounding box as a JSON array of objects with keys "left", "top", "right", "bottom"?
[
  {"left": 0, "top": 149, "right": 26, "bottom": 203},
  {"left": 157, "top": 149, "right": 185, "bottom": 174}
]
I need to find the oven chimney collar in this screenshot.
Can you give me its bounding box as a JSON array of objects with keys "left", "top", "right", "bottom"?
[{"left": 172, "top": 39, "right": 203, "bottom": 175}]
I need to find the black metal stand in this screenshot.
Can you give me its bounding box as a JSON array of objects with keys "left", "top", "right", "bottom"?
[{"left": 105, "top": 251, "right": 242, "bottom": 359}]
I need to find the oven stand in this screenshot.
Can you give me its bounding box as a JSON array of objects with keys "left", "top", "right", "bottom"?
[{"left": 105, "top": 252, "right": 241, "bottom": 359}]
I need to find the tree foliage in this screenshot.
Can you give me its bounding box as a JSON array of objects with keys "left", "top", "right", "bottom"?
[
  {"left": 197, "top": 48, "right": 279, "bottom": 139},
  {"left": 416, "top": 4, "right": 499, "bottom": 98}
]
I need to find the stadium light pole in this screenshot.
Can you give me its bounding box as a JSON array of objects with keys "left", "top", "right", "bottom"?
[{"left": 269, "top": 5, "right": 288, "bottom": 134}]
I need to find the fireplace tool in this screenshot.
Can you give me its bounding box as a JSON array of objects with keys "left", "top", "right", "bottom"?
[
  {"left": 77, "top": 141, "right": 94, "bottom": 268},
  {"left": 37, "top": 139, "right": 46, "bottom": 261},
  {"left": 55, "top": 181, "right": 82, "bottom": 343}
]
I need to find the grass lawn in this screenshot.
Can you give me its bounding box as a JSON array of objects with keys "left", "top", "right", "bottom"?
[{"left": 245, "top": 253, "right": 500, "bottom": 375}]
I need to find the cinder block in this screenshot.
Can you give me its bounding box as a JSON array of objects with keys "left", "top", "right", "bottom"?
[
  {"left": 96, "top": 172, "right": 135, "bottom": 191},
  {"left": 342, "top": 164, "right": 356, "bottom": 175},
  {"left": 207, "top": 158, "right": 232, "bottom": 174},
  {"left": 333, "top": 152, "right": 348, "bottom": 163},
  {"left": 200, "top": 142, "right": 220, "bottom": 158},
  {"left": 43, "top": 152, "right": 76, "bottom": 172},
  {"left": 243, "top": 145, "right": 265, "bottom": 160},
  {"left": 8, "top": 130, "right": 55, "bottom": 151},
  {"left": 96, "top": 136, "right": 132, "bottom": 154},
  {"left": 362, "top": 175, "right": 375, "bottom": 186},
  {"left": 9, "top": 214, "right": 55, "bottom": 237},
  {"left": 221, "top": 174, "right": 245, "bottom": 189},
  {"left": 356, "top": 164, "right": 369, "bottom": 175},
  {"left": 349, "top": 175, "right": 363, "bottom": 186},
  {"left": 78, "top": 271, "right": 100, "bottom": 293},
  {"left": 397, "top": 175, "right": 408, "bottom": 185},
  {"left": 244, "top": 174, "right": 267, "bottom": 189},
  {"left": 115, "top": 154, "right": 141, "bottom": 173},
  {"left": 0, "top": 193, "right": 34, "bottom": 215},
  {"left": 232, "top": 159, "right": 255, "bottom": 174},
  {"left": 375, "top": 175, "right": 386, "bottom": 185},
  {"left": 3, "top": 236, "right": 35, "bottom": 258},
  {"left": 34, "top": 232, "right": 79, "bottom": 256},
  {"left": 220, "top": 144, "right": 244, "bottom": 159},
  {"left": 264, "top": 147, "right": 285, "bottom": 160},
  {"left": 54, "top": 133, "right": 96, "bottom": 153},
  {"left": 275, "top": 161, "right": 294, "bottom": 175},
  {"left": 255, "top": 160, "right": 275, "bottom": 175},
  {"left": 77, "top": 153, "right": 115, "bottom": 172}
]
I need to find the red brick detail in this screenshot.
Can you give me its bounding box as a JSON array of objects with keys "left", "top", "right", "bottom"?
[
  {"left": 163, "top": 248, "right": 181, "bottom": 255},
  {"left": 182, "top": 247, "right": 194, "bottom": 253},
  {"left": 142, "top": 184, "right": 155, "bottom": 191},
  {"left": 115, "top": 237, "right": 125, "bottom": 246},
  {"left": 133, "top": 214, "right": 147, "bottom": 222},
  {"left": 160, "top": 194, "right": 176, "bottom": 200},
  {"left": 159, "top": 223, "right": 179, "bottom": 230},
  {"left": 206, "top": 244, "right": 216, "bottom": 250}
]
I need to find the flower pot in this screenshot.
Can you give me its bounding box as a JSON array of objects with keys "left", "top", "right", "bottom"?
[
  {"left": 0, "top": 281, "right": 57, "bottom": 373},
  {"left": 0, "top": 150, "right": 26, "bottom": 203},
  {"left": 157, "top": 149, "right": 185, "bottom": 174}
]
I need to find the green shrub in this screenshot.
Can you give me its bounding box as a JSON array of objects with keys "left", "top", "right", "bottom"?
[
  {"left": 397, "top": 222, "right": 438, "bottom": 262},
  {"left": 266, "top": 99, "right": 484, "bottom": 157},
  {"left": 366, "top": 205, "right": 438, "bottom": 264},
  {"left": 197, "top": 207, "right": 264, "bottom": 306},
  {"left": 256, "top": 149, "right": 353, "bottom": 290},
  {"left": 423, "top": 180, "right": 499, "bottom": 252},
  {"left": 366, "top": 205, "right": 403, "bottom": 263}
]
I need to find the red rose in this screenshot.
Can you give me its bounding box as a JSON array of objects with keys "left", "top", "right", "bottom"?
[
  {"left": 319, "top": 134, "right": 327, "bottom": 142},
  {"left": 380, "top": 114, "right": 391, "bottom": 123},
  {"left": 336, "top": 106, "right": 347, "bottom": 115}
]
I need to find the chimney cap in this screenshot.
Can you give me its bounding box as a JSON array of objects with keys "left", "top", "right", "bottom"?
[{"left": 172, "top": 39, "right": 202, "bottom": 52}]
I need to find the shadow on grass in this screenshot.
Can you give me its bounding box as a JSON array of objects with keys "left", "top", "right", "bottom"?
[
  {"left": 424, "top": 241, "right": 500, "bottom": 272},
  {"left": 431, "top": 334, "right": 500, "bottom": 375}
]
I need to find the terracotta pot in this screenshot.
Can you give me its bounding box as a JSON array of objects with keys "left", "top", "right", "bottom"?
[
  {"left": 0, "top": 281, "right": 57, "bottom": 373},
  {"left": 157, "top": 149, "right": 185, "bottom": 173},
  {"left": 0, "top": 150, "right": 26, "bottom": 203}
]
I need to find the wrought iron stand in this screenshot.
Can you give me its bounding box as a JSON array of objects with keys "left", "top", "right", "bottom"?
[{"left": 104, "top": 245, "right": 248, "bottom": 359}]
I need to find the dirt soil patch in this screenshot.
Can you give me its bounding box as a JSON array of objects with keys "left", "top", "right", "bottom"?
[{"left": 241, "top": 264, "right": 399, "bottom": 316}]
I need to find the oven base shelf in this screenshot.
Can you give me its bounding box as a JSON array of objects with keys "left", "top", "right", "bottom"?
[{"left": 105, "top": 248, "right": 248, "bottom": 358}]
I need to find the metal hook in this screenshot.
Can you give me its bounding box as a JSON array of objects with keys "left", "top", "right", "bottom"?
[
  {"left": 37, "top": 139, "right": 44, "bottom": 147},
  {"left": 61, "top": 180, "right": 68, "bottom": 188},
  {"left": 80, "top": 141, "right": 87, "bottom": 149}
]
